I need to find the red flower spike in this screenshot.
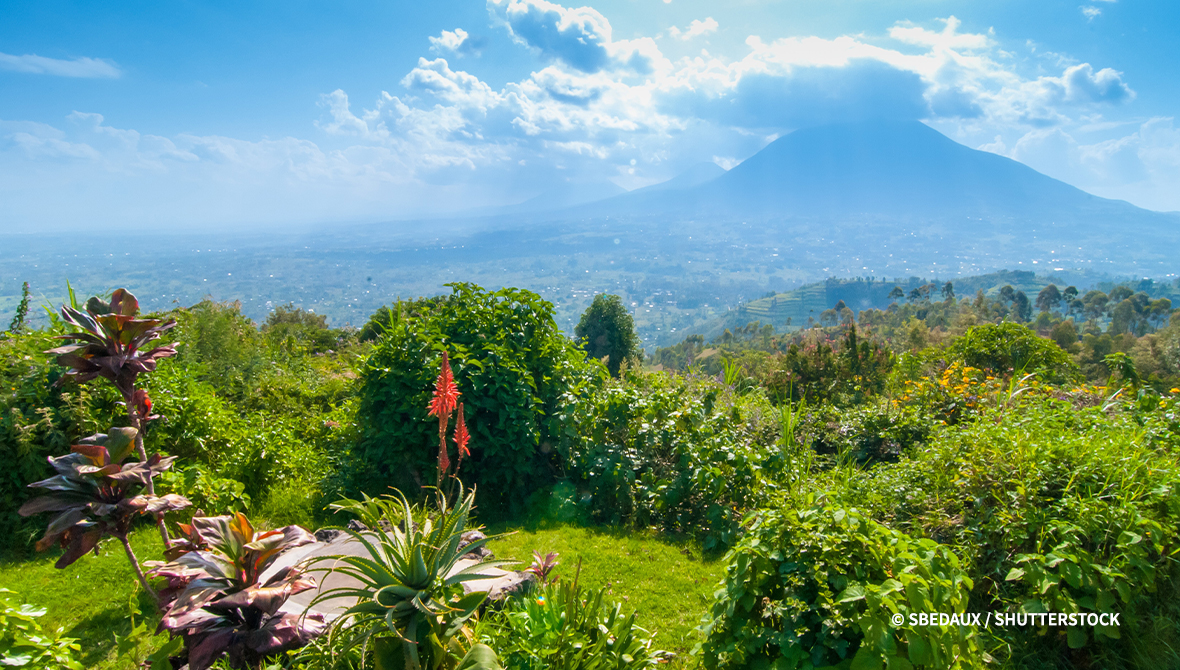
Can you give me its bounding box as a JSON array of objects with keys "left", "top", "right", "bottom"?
[
  {"left": 427, "top": 351, "right": 459, "bottom": 420},
  {"left": 454, "top": 403, "right": 470, "bottom": 461}
]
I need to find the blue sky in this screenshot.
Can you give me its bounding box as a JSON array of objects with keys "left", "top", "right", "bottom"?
[{"left": 1, "top": 0, "right": 1178, "bottom": 230}]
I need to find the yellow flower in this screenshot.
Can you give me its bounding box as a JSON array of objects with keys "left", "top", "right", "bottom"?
[{"left": 1171, "top": 388, "right": 1180, "bottom": 394}]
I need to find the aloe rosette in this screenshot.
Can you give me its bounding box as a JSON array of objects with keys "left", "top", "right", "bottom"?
[{"left": 310, "top": 485, "right": 512, "bottom": 669}]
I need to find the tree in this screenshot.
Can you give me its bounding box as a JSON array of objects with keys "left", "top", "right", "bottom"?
[
  {"left": 1012, "top": 291, "right": 1032, "bottom": 322},
  {"left": 1035, "top": 284, "right": 1062, "bottom": 313},
  {"left": 888, "top": 286, "right": 904, "bottom": 303},
  {"left": 576, "top": 294, "right": 642, "bottom": 377},
  {"left": 1082, "top": 290, "right": 1109, "bottom": 321},
  {"left": 1108, "top": 286, "right": 1134, "bottom": 303},
  {"left": 1050, "top": 319, "right": 1080, "bottom": 353},
  {"left": 941, "top": 282, "right": 955, "bottom": 302}
]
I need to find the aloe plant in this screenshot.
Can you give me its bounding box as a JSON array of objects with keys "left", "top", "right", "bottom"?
[
  {"left": 45, "top": 287, "right": 179, "bottom": 541},
  {"left": 310, "top": 485, "right": 511, "bottom": 670},
  {"left": 149, "top": 513, "right": 325, "bottom": 670},
  {"left": 16, "top": 426, "right": 189, "bottom": 596}
]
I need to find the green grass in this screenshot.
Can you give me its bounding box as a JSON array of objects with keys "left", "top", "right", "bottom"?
[
  {"left": 0, "top": 524, "right": 168, "bottom": 670},
  {"left": 485, "top": 523, "right": 725, "bottom": 666},
  {"left": 1, "top": 520, "right": 723, "bottom": 669}
]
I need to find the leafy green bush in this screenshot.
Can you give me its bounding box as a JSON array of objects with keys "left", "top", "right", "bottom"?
[
  {"left": 254, "top": 479, "right": 321, "bottom": 529},
  {"left": 0, "top": 330, "right": 119, "bottom": 550},
  {"left": 561, "top": 371, "right": 780, "bottom": 550},
  {"left": 838, "top": 391, "right": 1180, "bottom": 667},
  {"left": 765, "top": 326, "right": 893, "bottom": 405},
  {"left": 696, "top": 503, "right": 983, "bottom": 670},
  {"left": 946, "top": 322, "right": 1080, "bottom": 383},
  {"left": 355, "top": 283, "right": 599, "bottom": 517},
  {"left": 479, "top": 579, "right": 667, "bottom": 670},
  {"left": 795, "top": 402, "right": 931, "bottom": 463},
  {"left": 155, "top": 463, "right": 250, "bottom": 518},
  {"left": 0, "top": 589, "right": 83, "bottom": 669}
]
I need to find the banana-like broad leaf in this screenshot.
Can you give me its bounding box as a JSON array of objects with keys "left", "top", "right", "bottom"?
[
  {"left": 21, "top": 426, "right": 189, "bottom": 570},
  {"left": 155, "top": 512, "right": 322, "bottom": 668}
]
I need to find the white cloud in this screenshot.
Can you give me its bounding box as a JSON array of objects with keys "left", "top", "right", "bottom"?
[
  {"left": 976, "top": 117, "right": 1180, "bottom": 211},
  {"left": 1, "top": 2, "right": 1166, "bottom": 225},
  {"left": 1081, "top": 6, "right": 1102, "bottom": 20},
  {"left": 712, "top": 155, "right": 738, "bottom": 170},
  {"left": 1061, "top": 63, "right": 1133, "bottom": 103},
  {"left": 668, "top": 17, "right": 718, "bottom": 41},
  {"left": 889, "top": 16, "right": 992, "bottom": 50},
  {"left": 487, "top": 0, "right": 668, "bottom": 74},
  {"left": 0, "top": 52, "right": 121, "bottom": 78},
  {"left": 428, "top": 28, "right": 484, "bottom": 57},
  {"left": 430, "top": 28, "right": 469, "bottom": 53}
]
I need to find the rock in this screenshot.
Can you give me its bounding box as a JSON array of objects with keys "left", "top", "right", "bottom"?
[
  {"left": 314, "top": 528, "right": 344, "bottom": 543},
  {"left": 346, "top": 519, "right": 368, "bottom": 532},
  {"left": 457, "top": 530, "right": 493, "bottom": 559},
  {"left": 483, "top": 571, "right": 537, "bottom": 606}
]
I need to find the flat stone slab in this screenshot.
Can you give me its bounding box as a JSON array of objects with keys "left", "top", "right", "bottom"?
[{"left": 266, "top": 532, "right": 527, "bottom": 621}]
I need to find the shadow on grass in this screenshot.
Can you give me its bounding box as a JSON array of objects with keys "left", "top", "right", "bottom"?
[
  {"left": 59, "top": 586, "right": 161, "bottom": 668},
  {"left": 482, "top": 518, "right": 727, "bottom": 563}
]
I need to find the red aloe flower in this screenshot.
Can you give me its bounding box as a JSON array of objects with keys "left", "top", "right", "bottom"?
[
  {"left": 427, "top": 351, "right": 459, "bottom": 420},
  {"left": 429, "top": 351, "right": 459, "bottom": 485},
  {"left": 454, "top": 403, "right": 470, "bottom": 461}
]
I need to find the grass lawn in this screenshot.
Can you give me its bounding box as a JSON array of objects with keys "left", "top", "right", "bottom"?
[
  {"left": 1, "top": 521, "right": 724, "bottom": 669},
  {"left": 486, "top": 523, "right": 725, "bottom": 666},
  {"left": 0, "top": 524, "right": 168, "bottom": 669}
]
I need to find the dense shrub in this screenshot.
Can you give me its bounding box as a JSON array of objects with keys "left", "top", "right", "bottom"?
[
  {"left": 0, "top": 331, "right": 115, "bottom": 550},
  {"left": 839, "top": 391, "right": 1180, "bottom": 668},
  {"left": 765, "top": 325, "right": 894, "bottom": 405},
  {"left": 0, "top": 297, "right": 361, "bottom": 552},
  {"left": 155, "top": 463, "right": 251, "bottom": 519},
  {"left": 946, "top": 322, "right": 1080, "bottom": 383},
  {"left": 561, "top": 372, "right": 780, "bottom": 550},
  {"left": 794, "top": 402, "right": 931, "bottom": 463},
  {"left": 355, "top": 283, "right": 599, "bottom": 517},
  {"left": 697, "top": 502, "right": 982, "bottom": 670}
]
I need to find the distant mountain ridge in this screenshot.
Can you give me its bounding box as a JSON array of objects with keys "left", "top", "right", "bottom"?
[{"left": 580, "top": 120, "right": 1172, "bottom": 223}]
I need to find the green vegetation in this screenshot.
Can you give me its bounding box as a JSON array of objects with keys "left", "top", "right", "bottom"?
[
  {"left": 698, "top": 504, "right": 980, "bottom": 670},
  {"left": 575, "top": 293, "right": 643, "bottom": 377},
  {"left": 354, "top": 283, "right": 600, "bottom": 518},
  {"left": 487, "top": 525, "right": 724, "bottom": 661},
  {"left": 1, "top": 275, "right": 1179, "bottom": 669},
  {"left": 304, "top": 486, "right": 510, "bottom": 670}
]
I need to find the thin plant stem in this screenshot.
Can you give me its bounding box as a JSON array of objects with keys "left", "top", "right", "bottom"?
[
  {"left": 119, "top": 534, "right": 158, "bottom": 605},
  {"left": 126, "top": 395, "right": 171, "bottom": 546}
]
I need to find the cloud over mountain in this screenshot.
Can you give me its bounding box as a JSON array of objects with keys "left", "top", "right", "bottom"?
[{"left": 0, "top": 2, "right": 1173, "bottom": 227}]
